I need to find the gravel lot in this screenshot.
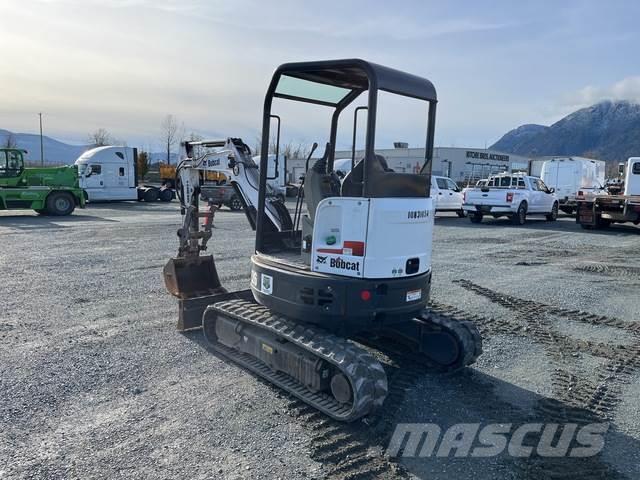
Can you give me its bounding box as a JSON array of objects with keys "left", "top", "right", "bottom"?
[{"left": 1, "top": 202, "right": 639, "bottom": 479}]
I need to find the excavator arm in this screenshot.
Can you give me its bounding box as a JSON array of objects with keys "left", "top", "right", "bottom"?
[{"left": 164, "top": 137, "right": 291, "bottom": 299}]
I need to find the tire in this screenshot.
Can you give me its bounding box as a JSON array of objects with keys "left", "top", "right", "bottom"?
[
  {"left": 46, "top": 192, "right": 75, "bottom": 216},
  {"left": 143, "top": 188, "right": 159, "bottom": 202},
  {"left": 469, "top": 213, "right": 483, "bottom": 224},
  {"left": 456, "top": 209, "right": 467, "bottom": 218},
  {"left": 546, "top": 202, "right": 559, "bottom": 221},
  {"left": 159, "top": 188, "right": 173, "bottom": 202},
  {"left": 512, "top": 202, "right": 527, "bottom": 225},
  {"left": 229, "top": 195, "right": 243, "bottom": 211}
]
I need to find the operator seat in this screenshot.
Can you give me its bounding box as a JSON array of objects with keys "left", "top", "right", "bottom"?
[{"left": 341, "top": 154, "right": 394, "bottom": 197}]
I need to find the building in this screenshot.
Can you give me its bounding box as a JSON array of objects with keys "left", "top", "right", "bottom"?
[{"left": 330, "top": 146, "right": 531, "bottom": 185}]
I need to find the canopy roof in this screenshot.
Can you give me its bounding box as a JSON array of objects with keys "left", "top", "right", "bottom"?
[{"left": 272, "top": 58, "right": 437, "bottom": 107}]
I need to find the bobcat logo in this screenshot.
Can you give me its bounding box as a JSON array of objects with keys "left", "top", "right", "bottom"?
[{"left": 316, "top": 255, "right": 328, "bottom": 264}]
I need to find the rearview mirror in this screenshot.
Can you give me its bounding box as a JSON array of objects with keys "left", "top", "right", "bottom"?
[{"left": 549, "top": 187, "right": 555, "bottom": 194}]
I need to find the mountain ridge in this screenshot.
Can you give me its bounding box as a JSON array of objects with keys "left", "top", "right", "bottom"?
[{"left": 490, "top": 100, "right": 640, "bottom": 161}]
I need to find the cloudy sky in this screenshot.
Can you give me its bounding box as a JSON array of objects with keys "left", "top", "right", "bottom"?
[{"left": 1, "top": 0, "right": 639, "bottom": 152}]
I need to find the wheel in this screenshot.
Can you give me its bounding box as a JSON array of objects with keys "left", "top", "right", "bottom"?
[
  {"left": 46, "top": 192, "right": 75, "bottom": 216},
  {"left": 143, "top": 189, "right": 159, "bottom": 202},
  {"left": 512, "top": 202, "right": 527, "bottom": 225},
  {"left": 456, "top": 209, "right": 467, "bottom": 218},
  {"left": 546, "top": 202, "right": 558, "bottom": 221},
  {"left": 469, "top": 213, "right": 483, "bottom": 224},
  {"left": 229, "top": 195, "right": 243, "bottom": 211},
  {"left": 159, "top": 188, "right": 173, "bottom": 202}
]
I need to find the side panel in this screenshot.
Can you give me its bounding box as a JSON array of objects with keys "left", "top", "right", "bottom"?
[
  {"left": 311, "top": 197, "right": 369, "bottom": 278},
  {"left": 363, "top": 197, "right": 433, "bottom": 279}
]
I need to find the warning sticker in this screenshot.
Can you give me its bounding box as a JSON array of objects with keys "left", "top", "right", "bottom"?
[{"left": 261, "top": 274, "right": 273, "bottom": 295}]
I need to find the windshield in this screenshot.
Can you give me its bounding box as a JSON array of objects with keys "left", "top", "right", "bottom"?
[{"left": 275, "top": 75, "right": 352, "bottom": 105}]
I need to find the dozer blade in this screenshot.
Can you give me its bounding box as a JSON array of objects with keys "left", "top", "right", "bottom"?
[{"left": 163, "top": 255, "right": 227, "bottom": 300}]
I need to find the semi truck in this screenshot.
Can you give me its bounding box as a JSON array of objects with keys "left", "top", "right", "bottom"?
[
  {"left": 540, "top": 157, "right": 605, "bottom": 214},
  {"left": 0, "top": 148, "right": 85, "bottom": 215},
  {"left": 75, "top": 146, "right": 173, "bottom": 202},
  {"left": 576, "top": 157, "right": 640, "bottom": 229}
]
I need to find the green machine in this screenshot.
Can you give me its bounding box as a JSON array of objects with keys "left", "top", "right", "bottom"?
[{"left": 0, "top": 148, "right": 85, "bottom": 215}]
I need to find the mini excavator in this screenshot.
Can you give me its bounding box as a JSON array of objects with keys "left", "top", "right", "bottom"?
[{"left": 163, "top": 59, "right": 482, "bottom": 421}]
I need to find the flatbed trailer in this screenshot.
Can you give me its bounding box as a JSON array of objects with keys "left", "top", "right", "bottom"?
[{"left": 576, "top": 194, "right": 640, "bottom": 229}]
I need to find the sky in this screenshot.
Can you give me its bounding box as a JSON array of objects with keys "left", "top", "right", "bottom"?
[{"left": 1, "top": 0, "right": 640, "bottom": 153}]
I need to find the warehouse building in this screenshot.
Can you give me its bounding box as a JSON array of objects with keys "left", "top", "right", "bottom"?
[
  {"left": 286, "top": 145, "right": 530, "bottom": 185},
  {"left": 332, "top": 145, "right": 531, "bottom": 186}
]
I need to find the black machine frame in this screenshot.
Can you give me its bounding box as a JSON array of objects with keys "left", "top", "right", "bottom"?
[{"left": 255, "top": 59, "right": 438, "bottom": 254}]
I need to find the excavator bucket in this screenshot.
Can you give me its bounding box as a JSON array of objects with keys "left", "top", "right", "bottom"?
[{"left": 163, "top": 255, "right": 227, "bottom": 300}]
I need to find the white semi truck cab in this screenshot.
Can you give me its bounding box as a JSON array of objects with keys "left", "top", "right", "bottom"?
[{"left": 76, "top": 146, "right": 172, "bottom": 202}]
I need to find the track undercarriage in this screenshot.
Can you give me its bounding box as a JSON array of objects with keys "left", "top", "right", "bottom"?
[{"left": 166, "top": 269, "right": 482, "bottom": 421}]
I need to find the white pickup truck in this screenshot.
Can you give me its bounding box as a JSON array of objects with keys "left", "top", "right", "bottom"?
[{"left": 463, "top": 173, "right": 559, "bottom": 225}]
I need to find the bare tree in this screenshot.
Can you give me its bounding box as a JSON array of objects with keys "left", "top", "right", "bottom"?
[
  {"left": 161, "top": 115, "right": 179, "bottom": 165},
  {"left": 3, "top": 133, "right": 17, "bottom": 149},
  {"left": 87, "top": 128, "right": 113, "bottom": 147},
  {"left": 253, "top": 134, "right": 310, "bottom": 160}
]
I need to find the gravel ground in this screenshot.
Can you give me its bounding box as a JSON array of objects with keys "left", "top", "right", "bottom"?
[{"left": 1, "top": 203, "right": 639, "bottom": 479}]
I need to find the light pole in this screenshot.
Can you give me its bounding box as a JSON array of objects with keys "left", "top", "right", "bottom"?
[{"left": 38, "top": 113, "right": 44, "bottom": 166}]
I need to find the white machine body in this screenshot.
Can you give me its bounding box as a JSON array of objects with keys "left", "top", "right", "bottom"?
[{"left": 311, "top": 196, "right": 434, "bottom": 279}]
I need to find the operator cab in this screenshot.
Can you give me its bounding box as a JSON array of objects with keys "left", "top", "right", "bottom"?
[
  {"left": 251, "top": 59, "right": 438, "bottom": 328},
  {"left": 255, "top": 60, "right": 436, "bottom": 266},
  {"left": 0, "top": 149, "right": 25, "bottom": 178}
]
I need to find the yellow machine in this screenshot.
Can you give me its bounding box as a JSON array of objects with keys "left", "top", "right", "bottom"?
[{"left": 159, "top": 163, "right": 227, "bottom": 189}]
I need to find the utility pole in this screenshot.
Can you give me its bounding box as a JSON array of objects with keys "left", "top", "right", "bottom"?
[{"left": 38, "top": 113, "right": 44, "bottom": 165}]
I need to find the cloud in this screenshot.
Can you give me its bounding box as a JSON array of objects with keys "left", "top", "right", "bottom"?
[{"left": 563, "top": 76, "right": 640, "bottom": 110}]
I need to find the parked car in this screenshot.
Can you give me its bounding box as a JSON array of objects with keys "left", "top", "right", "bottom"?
[
  {"left": 431, "top": 175, "right": 465, "bottom": 217},
  {"left": 463, "top": 173, "right": 559, "bottom": 225}
]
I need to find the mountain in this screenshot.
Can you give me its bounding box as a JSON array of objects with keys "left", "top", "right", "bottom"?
[
  {"left": 0, "top": 129, "right": 90, "bottom": 165},
  {"left": 0, "top": 129, "right": 179, "bottom": 165},
  {"left": 490, "top": 101, "right": 640, "bottom": 162}
]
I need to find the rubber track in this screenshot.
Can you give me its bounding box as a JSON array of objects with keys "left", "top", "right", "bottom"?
[
  {"left": 206, "top": 299, "right": 388, "bottom": 422},
  {"left": 279, "top": 304, "right": 484, "bottom": 479}
]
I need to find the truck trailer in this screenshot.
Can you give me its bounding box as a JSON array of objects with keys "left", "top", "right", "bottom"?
[{"left": 576, "top": 157, "right": 640, "bottom": 229}]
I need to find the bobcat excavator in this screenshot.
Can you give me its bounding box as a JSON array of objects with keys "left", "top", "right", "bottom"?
[{"left": 163, "top": 59, "right": 482, "bottom": 422}]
